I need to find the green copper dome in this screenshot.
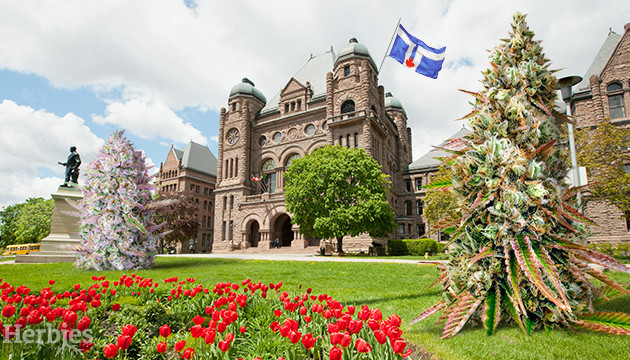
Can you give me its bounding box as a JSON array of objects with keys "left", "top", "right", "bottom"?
[
  {"left": 229, "top": 78, "right": 266, "bottom": 103},
  {"left": 336, "top": 38, "right": 377, "bottom": 68},
  {"left": 384, "top": 92, "right": 404, "bottom": 109}
]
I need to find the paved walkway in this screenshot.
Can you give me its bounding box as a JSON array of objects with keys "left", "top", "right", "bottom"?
[{"left": 157, "top": 252, "right": 444, "bottom": 265}]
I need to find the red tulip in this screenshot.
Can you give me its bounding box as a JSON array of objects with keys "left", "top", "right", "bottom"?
[
  {"left": 190, "top": 325, "right": 203, "bottom": 338},
  {"left": 355, "top": 338, "right": 372, "bottom": 353},
  {"left": 339, "top": 333, "right": 352, "bottom": 348},
  {"left": 373, "top": 330, "right": 387, "bottom": 345},
  {"left": 274, "top": 309, "right": 282, "bottom": 317},
  {"left": 329, "top": 346, "right": 342, "bottom": 360},
  {"left": 367, "top": 319, "right": 379, "bottom": 331},
  {"left": 204, "top": 330, "right": 216, "bottom": 344},
  {"left": 175, "top": 340, "right": 186, "bottom": 352},
  {"left": 348, "top": 320, "right": 363, "bottom": 334},
  {"left": 48, "top": 280, "right": 55, "bottom": 286},
  {"left": 239, "top": 325, "right": 247, "bottom": 334},
  {"left": 117, "top": 335, "right": 132, "bottom": 350},
  {"left": 182, "top": 348, "right": 195, "bottom": 359},
  {"left": 218, "top": 339, "right": 231, "bottom": 352},
  {"left": 392, "top": 339, "right": 412, "bottom": 357},
  {"left": 288, "top": 331, "right": 302, "bottom": 344},
  {"left": 103, "top": 343, "right": 118, "bottom": 358},
  {"left": 301, "top": 333, "right": 317, "bottom": 350},
  {"left": 193, "top": 315, "right": 206, "bottom": 325},
  {"left": 77, "top": 316, "right": 91, "bottom": 331},
  {"left": 111, "top": 303, "right": 120, "bottom": 311},
  {"left": 122, "top": 324, "right": 137, "bottom": 337},
  {"left": 79, "top": 339, "right": 95, "bottom": 353},
  {"left": 2, "top": 304, "right": 15, "bottom": 317},
  {"left": 156, "top": 341, "right": 167, "bottom": 353},
  {"left": 159, "top": 324, "right": 171, "bottom": 338}
]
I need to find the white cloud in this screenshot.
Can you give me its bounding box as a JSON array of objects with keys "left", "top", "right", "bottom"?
[
  {"left": 0, "top": 100, "right": 104, "bottom": 207},
  {"left": 0, "top": 0, "right": 629, "bottom": 159},
  {"left": 93, "top": 97, "right": 208, "bottom": 145}
]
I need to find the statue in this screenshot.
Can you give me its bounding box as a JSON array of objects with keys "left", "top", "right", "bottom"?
[{"left": 58, "top": 146, "right": 81, "bottom": 187}]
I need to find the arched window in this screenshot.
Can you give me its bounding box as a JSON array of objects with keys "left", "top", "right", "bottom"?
[
  {"left": 341, "top": 100, "right": 355, "bottom": 114},
  {"left": 607, "top": 83, "right": 625, "bottom": 119},
  {"left": 286, "top": 154, "right": 300, "bottom": 168},
  {"left": 261, "top": 159, "right": 277, "bottom": 193},
  {"left": 416, "top": 200, "right": 423, "bottom": 215},
  {"left": 404, "top": 201, "right": 412, "bottom": 216}
]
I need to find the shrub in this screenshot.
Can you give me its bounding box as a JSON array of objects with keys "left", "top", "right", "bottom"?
[
  {"left": 406, "top": 239, "right": 439, "bottom": 256},
  {"left": 386, "top": 238, "right": 438, "bottom": 256}
]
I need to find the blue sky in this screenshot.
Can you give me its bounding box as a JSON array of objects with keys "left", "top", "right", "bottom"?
[{"left": 0, "top": 0, "right": 629, "bottom": 208}]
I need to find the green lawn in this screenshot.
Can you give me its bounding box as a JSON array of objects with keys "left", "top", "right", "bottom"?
[{"left": 0, "top": 257, "right": 629, "bottom": 360}]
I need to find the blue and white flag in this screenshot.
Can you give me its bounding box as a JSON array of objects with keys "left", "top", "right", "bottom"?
[{"left": 388, "top": 24, "right": 446, "bottom": 79}]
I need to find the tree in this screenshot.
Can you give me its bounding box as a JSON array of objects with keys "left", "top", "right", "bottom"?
[
  {"left": 423, "top": 165, "right": 460, "bottom": 229},
  {"left": 284, "top": 145, "right": 395, "bottom": 253},
  {"left": 0, "top": 198, "right": 54, "bottom": 247},
  {"left": 576, "top": 119, "right": 630, "bottom": 218},
  {"left": 414, "top": 13, "right": 630, "bottom": 337},
  {"left": 152, "top": 191, "right": 199, "bottom": 253},
  {"left": 74, "top": 131, "right": 163, "bottom": 271}
]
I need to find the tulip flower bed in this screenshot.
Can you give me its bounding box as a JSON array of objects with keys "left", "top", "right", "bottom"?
[{"left": 0, "top": 274, "right": 414, "bottom": 359}]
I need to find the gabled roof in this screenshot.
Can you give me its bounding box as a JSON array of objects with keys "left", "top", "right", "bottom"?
[
  {"left": 176, "top": 141, "right": 217, "bottom": 177},
  {"left": 260, "top": 50, "right": 336, "bottom": 115},
  {"left": 408, "top": 127, "right": 471, "bottom": 172},
  {"left": 575, "top": 31, "right": 622, "bottom": 93}
]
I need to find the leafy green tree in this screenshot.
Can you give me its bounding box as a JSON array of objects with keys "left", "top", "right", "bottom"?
[
  {"left": 0, "top": 198, "right": 53, "bottom": 247},
  {"left": 284, "top": 145, "right": 395, "bottom": 253},
  {"left": 423, "top": 165, "right": 461, "bottom": 229},
  {"left": 414, "top": 13, "right": 630, "bottom": 337},
  {"left": 576, "top": 119, "right": 630, "bottom": 219},
  {"left": 14, "top": 198, "right": 54, "bottom": 244}
]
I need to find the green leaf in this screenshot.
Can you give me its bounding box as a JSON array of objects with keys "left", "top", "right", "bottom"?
[
  {"left": 572, "top": 312, "right": 630, "bottom": 335},
  {"left": 482, "top": 286, "right": 500, "bottom": 336}
]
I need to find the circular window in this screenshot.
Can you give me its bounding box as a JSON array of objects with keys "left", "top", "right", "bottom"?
[
  {"left": 305, "top": 124, "right": 315, "bottom": 135},
  {"left": 259, "top": 135, "right": 267, "bottom": 146},
  {"left": 322, "top": 121, "right": 328, "bottom": 130},
  {"left": 273, "top": 132, "right": 282, "bottom": 143},
  {"left": 226, "top": 128, "right": 239, "bottom": 145}
]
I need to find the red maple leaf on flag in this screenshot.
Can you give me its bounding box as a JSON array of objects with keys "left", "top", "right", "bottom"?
[{"left": 405, "top": 57, "right": 415, "bottom": 68}]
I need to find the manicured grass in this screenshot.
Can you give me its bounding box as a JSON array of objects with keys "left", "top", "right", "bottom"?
[{"left": 1, "top": 257, "right": 629, "bottom": 360}]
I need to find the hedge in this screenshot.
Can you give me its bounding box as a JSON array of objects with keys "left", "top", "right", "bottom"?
[{"left": 387, "top": 238, "right": 439, "bottom": 256}]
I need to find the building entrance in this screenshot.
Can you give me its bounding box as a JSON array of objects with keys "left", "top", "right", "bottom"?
[
  {"left": 274, "top": 214, "right": 294, "bottom": 247},
  {"left": 249, "top": 220, "right": 260, "bottom": 247}
]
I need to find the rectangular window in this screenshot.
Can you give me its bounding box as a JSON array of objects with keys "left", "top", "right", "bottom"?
[
  {"left": 354, "top": 133, "right": 359, "bottom": 148},
  {"left": 204, "top": 188, "right": 208, "bottom": 195},
  {"left": 418, "top": 224, "right": 426, "bottom": 237},
  {"left": 269, "top": 173, "right": 277, "bottom": 193},
  {"left": 339, "top": 136, "right": 343, "bottom": 146},
  {"left": 291, "top": 102, "right": 296, "bottom": 111},
  {"left": 285, "top": 103, "right": 290, "bottom": 113},
  {"left": 346, "top": 134, "right": 350, "bottom": 148},
  {"left": 229, "top": 220, "right": 234, "bottom": 240},
  {"left": 232, "top": 103, "right": 236, "bottom": 111},
  {"left": 235, "top": 158, "right": 238, "bottom": 177},
  {"left": 222, "top": 221, "right": 226, "bottom": 241},
  {"left": 417, "top": 200, "right": 424, "bottom": 215},
  {"left": 297, "top": 100, "right": 301, "bottom": 110},
  {"left": 609, "top": 94, "right": 625, "bottom": 119},
  {"left": 415, "top": 178, "right": 422, "bottom": 191},
  {"left": 202, "top": 216, "right": 206, "bottom": 227},
  {"left": 225, "top": 160, "right": 229, "bottom": 178},
  {"left": 195, "top": 185, "right": 200, "bottom": 194},
  {"left": 203, "top": 201, "right": 207, "bottom": 210},
  {"left": 408, "top": 224, "right": 412, "bottom": 234},
  {"left": 405, "top": 179, "right": 412, "bottom": 192},
  {"left": 398, "top": 224, "right": 405, "bottom": 234},
  {"left": 190, "top": 184, "right": 195, "bottom": 191},
  {"left": 344, "top": 66, "right": 350, "bottom": 76}
]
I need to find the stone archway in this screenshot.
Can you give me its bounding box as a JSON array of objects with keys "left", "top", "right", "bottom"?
[
  {"left": 250, "top": 220, "right": 260, "bottom": 247},
  {"left": 273, "top": 214, "right": 294, "bottom": 247}
]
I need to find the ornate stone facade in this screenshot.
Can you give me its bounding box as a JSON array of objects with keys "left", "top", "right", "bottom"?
[
  {"left": 213, "top": 39, "right": 420, "bottom": 252},
  {"left": 157, "top": 142, "right": 217, "bottom": 253},
  {"left": 570, "top": 23, "right": 630, "bottom": 243}
]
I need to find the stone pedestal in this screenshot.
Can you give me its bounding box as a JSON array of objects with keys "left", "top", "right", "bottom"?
[{"left": 16, "top": 186, "right": 83, "bottom": 263}]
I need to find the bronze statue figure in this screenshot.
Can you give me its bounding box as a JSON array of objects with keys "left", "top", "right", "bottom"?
[{"left": 58, "top": 146, "right": 81, "bottom": 186}]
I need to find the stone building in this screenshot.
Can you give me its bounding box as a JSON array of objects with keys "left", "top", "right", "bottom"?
[
  {"left": 156, "top": 141, "right": 218, "bottom": 253},
  {"left": 213, "top": 38, "right": 419, "bottom": 252},
  {"left": 568, "top": 22, "right": 630, "bottom": 243}
]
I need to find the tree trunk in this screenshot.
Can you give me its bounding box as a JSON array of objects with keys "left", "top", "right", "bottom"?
[{"left": 336, "top": 236, "right": 344, "bottom": 254}]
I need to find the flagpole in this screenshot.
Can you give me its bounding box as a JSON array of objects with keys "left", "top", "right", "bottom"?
[{"left": 378, "top": 18, "right": 401, "bottom": 73}]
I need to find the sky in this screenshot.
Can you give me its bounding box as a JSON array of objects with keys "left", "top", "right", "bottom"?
[{"left": 0, "top": 0, "right": 628, "bottom": 209}]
